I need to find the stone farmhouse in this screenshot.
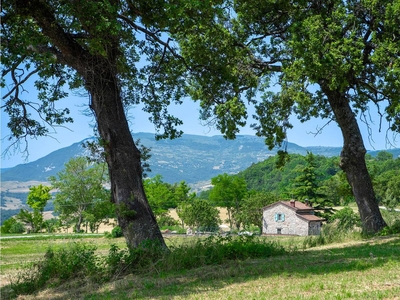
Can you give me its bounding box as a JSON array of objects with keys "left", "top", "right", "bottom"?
[{"left": 262, "top": 200, "right": 323, "bottom": 236}]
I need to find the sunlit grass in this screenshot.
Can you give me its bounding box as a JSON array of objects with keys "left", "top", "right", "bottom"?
[{"left": 1, "top": 233, "right": 399, "bottom": 299}]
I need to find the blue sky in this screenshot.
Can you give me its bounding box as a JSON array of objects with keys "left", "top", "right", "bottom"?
[{"left": 1, "top": 85, "right": 398, "bottom": 169}]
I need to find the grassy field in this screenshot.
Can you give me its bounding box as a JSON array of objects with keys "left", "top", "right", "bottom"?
[{"left": 1, "top": 233, "right": 399, "bottom": 300}]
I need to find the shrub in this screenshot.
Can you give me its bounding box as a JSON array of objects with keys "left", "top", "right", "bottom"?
[
  {"left": 9, "top": 222, "right": 26, "bottom": 234},
  {"left": 329, "top": 206, "right": 361, "bottom": 230},
  {"left": 380, "top": 219, "right": 400, "bottom": 236},
  {"left": 157, "top": 215, "right": 179, "bottom": 227},
  {"left": 111, "top": 226, "right": 123, "bottom": 238},
  {"left": 1, "top": 217, "right": 22, "bottom": 234},
  {"left": 10, "top": 242, "right": 101, "bottom": 295},
  {"left": 10, "top": 235, "right": 286, "bottom": 295},
  {"left": 303, "top": 220, "right": 362, "bottom": 249}
]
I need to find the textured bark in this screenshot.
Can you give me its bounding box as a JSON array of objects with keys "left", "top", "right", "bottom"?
[
  {"left": 324, "top": 87, "right": 387, "bottom": 233},
  {"left": 22, "top": 0, "right": 166, "bottom": 249},
  {"left": 85, "top": 63, "right": 166, "bottom": 249}
]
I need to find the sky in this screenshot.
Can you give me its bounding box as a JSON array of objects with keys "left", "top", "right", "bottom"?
[{"left": 1, "top": 85, "right": 398, "bottom": 169}]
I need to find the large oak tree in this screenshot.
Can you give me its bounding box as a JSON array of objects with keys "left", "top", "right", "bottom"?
[
  {"left": 173, "top": 0, "right": 399, "bottom": 233},
  {"left": 1, "top": 0, "right": 193, "bottom": 248}
]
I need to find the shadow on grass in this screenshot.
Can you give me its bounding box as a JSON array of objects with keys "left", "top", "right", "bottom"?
[{"left": 2, "top": 236, "right": 399, "bottom": 299}]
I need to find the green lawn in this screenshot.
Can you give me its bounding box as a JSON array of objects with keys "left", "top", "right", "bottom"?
[{"left": 1, "top": 234, "right": 399, "bottom": 299}]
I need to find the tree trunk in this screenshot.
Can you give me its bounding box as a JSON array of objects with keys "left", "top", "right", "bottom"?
[
  {"left": 324, "top": 87, "right": 387, "bottom": 233},
  {"left": 84, "top": 62, "right": 167, "bottom": 249},
  {"left": 22, "top": 0, "right": 167, "bottom": 249}
]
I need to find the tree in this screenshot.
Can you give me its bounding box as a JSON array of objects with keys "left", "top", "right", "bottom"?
[
  {"left": 15, "top": 208, "right": 40, "bottom": 233},
  {"left": 179, "top": 200, "right": 221, "bottom": 233},
  {"left": 49, "top": 157, "right": 110, "bottom": 233},
  {"left": 377, "top": 171, "right": 400, "bottom": 211},
  {"left": 209, "top": 173, "right": 248, "bottom": 230},
  {"left": 1, "top": 217, "right": 25, "bottom": 234},
  {"left": 15, "top": 184, "right": 51, "bottom": 232},
  {"left": 143, "top": 175, "right": 176, "bottom": 217},
  {"left": 2, "top": 0, "right": 193, "bottom": 248},
  {"left": 237, "top": 191, "right": 278, "bottom": 234},
  {"left": 319, "top": 171, "right": 354, "bottom": 206},
  {"left": 83, "top": 196, "right": 115, "bottom": 233},
  {"left": 26, "top": 184, "right": 51, "bottom": 231},
  {"left": 174, "top": 0, "right": 400, "bottom": 233}
]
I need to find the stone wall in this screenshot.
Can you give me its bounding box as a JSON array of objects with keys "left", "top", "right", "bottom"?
[{"left": 262, "top": 203, "right": 309, "bottom": 236}]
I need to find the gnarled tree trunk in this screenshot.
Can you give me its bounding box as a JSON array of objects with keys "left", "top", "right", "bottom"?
[
  {"left": 23, "top": 0, "right": 166, "bottom": 249},
  {"left": 85, "top": 62, "right": 166, "bottom": 248},
  {"left": 325, "top": 88, "right": 387, "bottom": 233}
]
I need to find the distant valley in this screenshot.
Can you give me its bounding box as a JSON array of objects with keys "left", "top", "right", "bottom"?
[{"left": 1, "top": 132, "right": 399, "bottom": 223}]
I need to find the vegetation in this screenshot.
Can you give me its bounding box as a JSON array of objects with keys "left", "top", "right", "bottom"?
[
  {"left": 239, "top": 152, "right": 400, "bottom": 211},
  {"left": 209, "top": 174, "right": 248, "bottom": 230},
  {"left": 178, "top": 200, "right": 221, "bottom": 233},
  {"left": 14, "top": 184, "right": 51, "bottom": 233},
  {"left": 3, "top": 0, "right": 398, "bottom": 248},
  {"left": 1, "top": 234, "right": 399, "bottom": 299},
  {"left": 172, "top": 0, "right": 399, "bottom": 233},
  {"left": 0, "top": 217, "right": 25, "bottom": 234},
  {"left": 49, "top": 157, "right": 113, "bottom": 233},
  {"left": 237, "top": 191, "right": 279, "bottom": 233}
]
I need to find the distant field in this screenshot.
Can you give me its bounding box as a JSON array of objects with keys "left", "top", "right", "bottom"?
[{"left": 1, "top": 234, "right": 399, "bottom": 299}]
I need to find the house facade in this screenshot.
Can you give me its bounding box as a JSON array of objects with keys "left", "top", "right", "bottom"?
[{"left": 262, "top": 200, "right": 323, "bottom": 236}]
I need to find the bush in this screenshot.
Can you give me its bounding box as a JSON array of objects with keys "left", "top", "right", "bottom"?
[
  {"left": 10, "top": 235, "right": 286, "bottom": 296},
  {"left": 110, "top": 226, "right": 123, "bottom": 238},
  {"left": 380, "top": 219, "right": 400, "bottom": 236},
  {"left": 329, "top": 206, "right": 361, "bottom": 230},
  {"left": 157, "top": 215, "right": 179, "bottom": 227},
  {"left": 9, "top": 222, "right": 26, "bottom": 234},
  {"left": 1, "top": 217, "right": 22, "bottom": 234},
  {"left": 10, "top": 242, "right": 101, "bottom": 295},
  {"left": 303, "top": 220, "right": 362, "bottom": 249}
]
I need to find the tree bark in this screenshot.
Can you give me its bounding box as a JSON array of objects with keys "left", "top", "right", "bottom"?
[
  {"left": 324, "top": 87, "right": 387, "bottom": 233},
  {"left": 85, "top": 62, "right": 166, "bottom": 248},
  {"left": 22, "top": 0, "right": 167, "bottom": 249}
]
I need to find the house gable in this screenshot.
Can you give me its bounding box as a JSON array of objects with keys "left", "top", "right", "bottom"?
[{"left": 262, "top": 200, "right": 323, "bottom": 236}]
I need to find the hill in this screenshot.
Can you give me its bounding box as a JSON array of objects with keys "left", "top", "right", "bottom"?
[
  {"left": 1, "top": 132, "right": 399, "bottom": 224},
  {"left": 1, "top": 133, "right": 345, "bottom": 184}
]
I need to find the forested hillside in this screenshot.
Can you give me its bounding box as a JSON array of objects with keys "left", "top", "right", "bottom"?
[{"left": 237, "top": 151, "right": 400, "bottom": 208}]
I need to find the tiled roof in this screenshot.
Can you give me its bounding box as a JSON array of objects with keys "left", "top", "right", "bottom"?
[
  {"left": 297, "top": 214, "right": 323, "bottom": 222},
  {"left": 281, "top": 201, "right": 313, "bottom": 211},
  {"left": 263, "top": 200, "right": 324, "bottom": 222}
]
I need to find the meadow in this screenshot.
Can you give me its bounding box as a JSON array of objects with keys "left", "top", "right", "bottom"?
[{"left": 1, "top": 232, "right": 399, "bottom": 300}]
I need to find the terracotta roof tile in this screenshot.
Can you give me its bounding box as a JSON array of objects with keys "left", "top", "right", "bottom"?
[{"left": 297, "top": 214, "right": 323, "bottom": 222}]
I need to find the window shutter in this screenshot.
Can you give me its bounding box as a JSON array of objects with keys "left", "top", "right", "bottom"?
[
  {"left": 275, "top": 213, "right": 278, "bottom": 221},
  {"left": 282, "top": 214, "right": 285, "bottom": 221}
]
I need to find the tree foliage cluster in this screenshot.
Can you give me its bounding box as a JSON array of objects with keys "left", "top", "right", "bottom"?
[
  {"left": 49, "top": 157, "right": 114, "bottom": 233},
  {"left": 239, "top": 151, "right": 400, "bottom": 210}
]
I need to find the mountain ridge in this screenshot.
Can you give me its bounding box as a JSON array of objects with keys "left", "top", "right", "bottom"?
[{"left": 1, "top": 132, "right": 399, "bottom": 184}]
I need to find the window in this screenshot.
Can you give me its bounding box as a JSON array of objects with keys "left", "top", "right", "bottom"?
[
  {"left": 275, "top": 213, "right": 285, "bottom": 222},
  {"left": 277, "top": 228, "right": 282, "bottom": 234}
]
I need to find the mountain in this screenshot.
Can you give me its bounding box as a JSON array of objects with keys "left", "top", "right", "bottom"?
[
  {"left": 1, "top": 133, "right": 399, "bottom": 224},
  {"left": 0, "top": 133, "right": 330, "bottom": 184},
  {"left": 1, "top": 132, "right": 398, "bottom": 184}
]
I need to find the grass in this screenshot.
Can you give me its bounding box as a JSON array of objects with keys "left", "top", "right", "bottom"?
[{"left": 1, "top": 233, "right": 400, "bottom": 299}]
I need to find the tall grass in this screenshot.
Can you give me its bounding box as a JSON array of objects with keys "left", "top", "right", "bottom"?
[
  {"left": 8, "top": 235, "right": 286, "bottom": 297},
  {"left": 302, "top": 220, "right": 363, "bottom": 248}
]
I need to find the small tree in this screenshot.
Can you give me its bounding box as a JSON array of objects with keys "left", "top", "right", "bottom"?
[
  {"left": 237, "top": 191, "right": 279, "bottom": 234},
  {"left": 209, "top": 174, "right": 248, "bottom": 230},
  {"left": 143, "top": 175, "right": 176, "bottom": 217},
  {"left": 1, "top": 217, "right": 25, "bottom": 234},
  {"left": 26, "top": 184, "right": 51, "bottom": 232},
  {"left": 49, "top": 157, "right": 110, "bottom": 233},
  {"left": 83, "top": 196, "right": 114, "bottom": 233},
  {"left": 179, "top": 200, "right": 221, "bottom": 233}
]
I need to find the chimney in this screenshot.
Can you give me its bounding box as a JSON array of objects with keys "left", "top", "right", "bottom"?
[{"left": 290, "top": 200, "right": 295, "bottom": 207}]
